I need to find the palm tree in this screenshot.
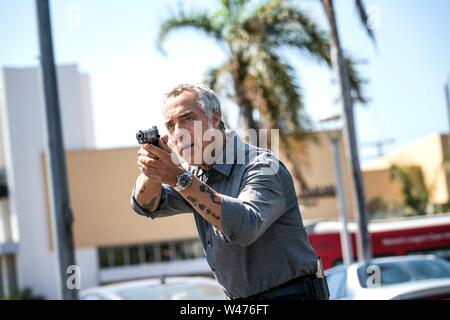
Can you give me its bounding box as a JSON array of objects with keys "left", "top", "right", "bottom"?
[
  {"left": 321, "top": 0, "right": 376, "bottom": 262},
  {"left": 158, "top": 0, "right": 366, "bottom": 198},
  {"left": 390, "top": 160, "right": 450, "bottom": 215},
  {"left": 389, "top": 165, "right": 431, "bottom": 215}
]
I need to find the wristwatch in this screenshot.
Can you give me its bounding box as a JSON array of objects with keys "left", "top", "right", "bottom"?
[{"left": 174, "top": 170, "right": 193, "bottom": 192}]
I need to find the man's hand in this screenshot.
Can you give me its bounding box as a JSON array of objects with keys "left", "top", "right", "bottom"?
[
  {"left": 136, "top": 135, "right": 223, "bottom": 229},
  {"left": 137, "top": 134, "right": 184, "bottom": 186}
]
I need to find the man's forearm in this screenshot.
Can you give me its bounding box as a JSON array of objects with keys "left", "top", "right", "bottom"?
[
  {"left": 179, "top": 177, "right": 223, "bottom": 229},
  {"left": 134, "top": 173, "right": 162, "bottom": 212}
]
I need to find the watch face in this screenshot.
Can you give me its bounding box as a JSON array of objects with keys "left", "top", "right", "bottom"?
[{"left": 178, "top": 172, "right": 192, "bottom": 188}]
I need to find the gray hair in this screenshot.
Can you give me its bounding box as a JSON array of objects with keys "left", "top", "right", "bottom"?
[{"left": 164, "top": 83, "right": 225, "bottom": 130}]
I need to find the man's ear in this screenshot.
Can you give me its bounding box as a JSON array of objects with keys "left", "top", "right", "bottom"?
[{"left": 212, "top": 112, "right": 221, "bottom": 129}]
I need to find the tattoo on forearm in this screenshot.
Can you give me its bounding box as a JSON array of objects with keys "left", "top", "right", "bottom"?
[
  {"left": 186, "top": 195, "right": 221, "bottom": 220},
  {"left": 199, "top": 184, "right": 222, "bottom": 204},
  {"left": 186, "top": 196, "right": 197, "bottom": 206},
  {"left": 142, "top": 197, "right": 157, "bottom": 211},
  {"left": 205, "top": 208, "right": 220, "bottom": 220}
]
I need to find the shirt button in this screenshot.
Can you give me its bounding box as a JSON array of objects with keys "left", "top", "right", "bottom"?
[{"left": 207, "top": 240, "right": 211, "bottom": 245}]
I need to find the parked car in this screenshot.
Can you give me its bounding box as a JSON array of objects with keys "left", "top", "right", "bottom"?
[
  {"left": 79, "top": 276, "right": 226, "bottom": 300},
  {"left": 325, "top": 255, "right": 450, "bottom": 300}
]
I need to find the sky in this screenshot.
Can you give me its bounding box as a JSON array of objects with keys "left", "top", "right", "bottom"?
[{"left": 0, "top": 0, "right": 449, "bottom": 163}]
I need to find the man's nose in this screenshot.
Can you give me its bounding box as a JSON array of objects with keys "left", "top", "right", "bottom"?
[
  {"left": 174, "top": 123, "right": 194, "bottom": 146},
  {"left": 173, "top": 123, "right": 184, "bottom": 143}
]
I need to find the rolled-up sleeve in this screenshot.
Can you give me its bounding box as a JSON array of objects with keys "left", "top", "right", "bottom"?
[
  {"left": 130, "top": 185, "right": 193, "bottom": 219},
  {"left": 220, "top": 156, "right": 287, "bottom": 246}
]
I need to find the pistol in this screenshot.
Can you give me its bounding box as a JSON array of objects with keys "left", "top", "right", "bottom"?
[{"left": 136, "top": 126, "right": 160, "bottom": 146}]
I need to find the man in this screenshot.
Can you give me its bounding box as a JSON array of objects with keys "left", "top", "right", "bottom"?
[{"left": 130, "top": 84, "right": 329, "bottom": 300}]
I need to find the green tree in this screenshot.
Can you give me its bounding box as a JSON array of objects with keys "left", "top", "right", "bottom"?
[
  {"left": 389, "top": 158, "right": 450, "bottom": 216},
  {"left": 389, "top": 165, "right": 431, "bottom": 215},
  {"left": 158, "top": 0, "right": 366, "bottom": 195},
  {"left": 1, "top": 288, "right": 45, "bottom": 300}
]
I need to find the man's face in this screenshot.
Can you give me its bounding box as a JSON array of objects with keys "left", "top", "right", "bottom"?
[{"left": 163, "top": 91, "right": 219, "bottom": 165}]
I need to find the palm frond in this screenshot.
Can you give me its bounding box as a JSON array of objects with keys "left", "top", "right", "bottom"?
[
  {"left": 157, "top": 13, "right": 224, "bottom": 53},
  {"left": 242, "top": 72, "right": 311, "bottom": 190},
  {"left": 220, "top": 0, "right": 250, "bottom": 14},
  {"left": 255, "top": 48, "right": 315, "bottom": 134},
  {"left": 205, "top": 62, "right": 232, "bottom": 94},
  {"left": 242, "top": 0, "right": 331, "bottom": 64},
  {"left": 345, "top": 56, "right": 369, "bottom": 104},
  {"left": 354, "top": 0, "right": 376, "bottom": 45}
]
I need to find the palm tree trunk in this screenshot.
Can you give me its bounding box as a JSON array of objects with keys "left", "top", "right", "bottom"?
[
  {"left": 231, "top": 56, "right": 309, "bottom": 207},
  {"left": 232, "top": 62, "right": 259, "bottom": 130},
  {"left": 240, "top": 101, "right": 258, "bottom": 130},
  {"left": 278, "top": 135, "right": 309, "bottom": 195},
  {"left": 253, "top": 96, "right": 311, "bottom": 200},
  {"left": 322, "top": 0, "right": 372, "bottom": 261}
]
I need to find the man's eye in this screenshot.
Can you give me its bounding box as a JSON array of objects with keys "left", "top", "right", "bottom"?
[
  {"left": 167, "top": 123, "right": 174, "bottom": 130},
  {"left": 185, "top": 116, "right": 193, "bottom": 122}
]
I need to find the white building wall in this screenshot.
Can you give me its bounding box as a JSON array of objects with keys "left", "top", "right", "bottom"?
[
  {"left": 0, "top": 110, "right": 10, "bottom": 245},
  {"left": 79, "top": 74, "right": 96, "bottom": 149},
  {"left": 0, "top": 95, "right": 18, "bottom": 245},
  {"left": 0, "top": 65, "right": 96, "bottom": 299},
  {"left": 75, "top": 247, "right": 99, "bottom": 290},
  {"left": 0, "top": 97, "right": 5, "bottom": 168},
  {"left": 57, "top": 66, "right": 95, "bottom": 150},
  {"left": 0, "top": 200, "right": 12, "bottom": 245}
]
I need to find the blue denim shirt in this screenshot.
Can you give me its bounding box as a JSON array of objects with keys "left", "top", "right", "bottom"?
[{"left": 131, "top": 133, "right": 318, "bottom": 298}]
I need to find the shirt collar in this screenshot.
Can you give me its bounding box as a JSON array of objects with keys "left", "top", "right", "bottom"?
[{"left": 208, "top": 131, "right": 245, "bottom": 178}]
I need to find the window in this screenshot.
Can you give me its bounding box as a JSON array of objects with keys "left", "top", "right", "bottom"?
[
  {"left": 174, "top": 241, "right": 187, "bottom": 260},
  {"left": 326, "top": 270, "right": 347, "bottom": 299},
  {"left": 97, "top": 239, "right": 205, "bottom": 269},
  {"left": 182, "top": 241, "right": 195, "bottom": 260},
  {"left": 99, "top": 248, "right": 109, "bottom": 268},
  {"left": 160, "top": 243, "right": 171, "bottom": 262},
  {"left": 357, "top": 258, "right": 450, "bottom": 288},
  {"left": 113, "top": 247, "right": 125, "bottom": 267},
  {"left": 195, "top": 240, "right": 205, "bottom": 258},
  {"left": 129, "top": 246, "right": 141, "bottom": 265},
  {"left": 144, "top": 245, "right": 155, "bottom": 263},
  {"left": 407, "top": 248, "right": 450, "bottom": 261},
  {"left": 184, "top": 239, "right": 204, "bottom": 259}
]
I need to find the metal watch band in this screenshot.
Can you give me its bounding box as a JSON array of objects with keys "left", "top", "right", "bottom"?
[{"left": 174, "top": 170, "right": 193, "bottom": 192}]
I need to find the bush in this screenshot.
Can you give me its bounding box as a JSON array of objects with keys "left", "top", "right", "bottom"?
[{"left": 1, "top": 288, "right": 45, "bottom": 300}]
